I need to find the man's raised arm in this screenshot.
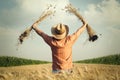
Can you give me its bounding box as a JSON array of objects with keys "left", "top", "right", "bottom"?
[{"left": 65, "top": 4, "right": 87, "bottom": 36}]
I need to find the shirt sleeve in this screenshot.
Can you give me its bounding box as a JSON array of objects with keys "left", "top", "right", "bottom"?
[
  {"left": 68, "top": 32, "right": 78, "bottom": 44},
  {"left": 40, "top": 32, "right": 52, "bottom": 46},
  {"left": 69, "top": 24, "right": 86, "bottom": 44},
  {"left": 68, "top": 27, "right": 83, "bottom": 44}
]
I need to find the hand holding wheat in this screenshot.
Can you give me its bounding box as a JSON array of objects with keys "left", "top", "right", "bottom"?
[{"left": 65, "top": 4, "right": 98, "bottom": 42}]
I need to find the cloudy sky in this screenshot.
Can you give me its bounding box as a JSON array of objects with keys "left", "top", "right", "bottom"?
[{"left": 0, "top": 0, "right": 120, "bottom": 61}]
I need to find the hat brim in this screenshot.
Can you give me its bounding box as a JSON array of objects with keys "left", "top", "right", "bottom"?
[{"left": 51, "top": 28, "right": 67, "bottom": 39}]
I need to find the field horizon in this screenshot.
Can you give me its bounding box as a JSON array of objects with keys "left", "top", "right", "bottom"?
[
  {"left": 0, "top": 54, "right": 119, "bottom": 67},
  {"left": 0, "top": 54, "right": 120, "bottom": 80}
]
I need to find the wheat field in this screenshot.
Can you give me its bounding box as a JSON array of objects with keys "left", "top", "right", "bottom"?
[{"left": 0, "top": 63, "right": 119, "bottom": 80}]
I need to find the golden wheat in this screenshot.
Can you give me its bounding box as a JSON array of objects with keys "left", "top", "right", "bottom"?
[{"left": 0, "top": 64, "right": 119, "bottom": 80}]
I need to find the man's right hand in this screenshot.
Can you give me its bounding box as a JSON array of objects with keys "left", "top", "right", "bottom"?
[{"left": 32, "top": 22, "right": 38, "bottom": 30}]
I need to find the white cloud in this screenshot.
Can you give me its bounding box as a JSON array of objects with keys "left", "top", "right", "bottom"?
[
  {"left": 0, "top": 27, "right": 19, "bottom": 36},
  {"left": 16, "top": 0, "right": 51, "bottom": 14},
  {"left": 17, "top": 0, "right": 69, "bottom": 14},
  {"left": 0, "top": 0, "right": 79, "bottom": 28},
  {"left": 22, "top": 0, "right": 79, "bottom": 25},
  {"left": 84, "top": 0, "right": 120, "bottom": 28}
]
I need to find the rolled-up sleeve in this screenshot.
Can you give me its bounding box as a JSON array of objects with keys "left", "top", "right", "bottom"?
[
  {"left": 68, "top": 24, "right": 86, "bottom": 44},
  {"left": 69, "top": 30, "right": 80, "bottom": 43},
  {"left": 40, "top": 32, "right": 52, "bottom": 46}
]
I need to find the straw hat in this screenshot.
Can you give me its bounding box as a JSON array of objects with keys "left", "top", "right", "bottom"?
[{"left": 51, "top": 23, "right": 69, "bottom": 39}]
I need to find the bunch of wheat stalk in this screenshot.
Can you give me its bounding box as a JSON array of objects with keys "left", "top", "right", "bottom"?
[
  {"left": 18, "top": 6, "right": 55, "bottom": 44},
  {"left": 18, "top": 27, "right": 32, "bottom": 44},
  {"left": 65, "top": 4, "right": 98, "bottom": 42}
]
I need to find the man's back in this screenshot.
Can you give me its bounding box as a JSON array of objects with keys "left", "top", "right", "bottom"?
[
  {"left": 40, "top": 32, "right": 79, "bottom": 70},
  {"left": 50, "top": 36, "right": 74, "bottom": 70}
]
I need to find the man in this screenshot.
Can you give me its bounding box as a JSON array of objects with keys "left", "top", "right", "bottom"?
[{"left": 32, "top": 11, "right": 87, "bottom": 73}]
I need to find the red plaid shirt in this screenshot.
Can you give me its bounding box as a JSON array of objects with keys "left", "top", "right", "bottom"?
[
  {"left": 39, "top": 32, "right": 79, "bottom": 70},
  {"left": 34, "top": 24, "right": 86, "bottom": 70}
]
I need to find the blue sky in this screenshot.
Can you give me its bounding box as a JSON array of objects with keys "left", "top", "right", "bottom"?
[{"left": 0, "top": 0, "right": 120, "bottom": 61}]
